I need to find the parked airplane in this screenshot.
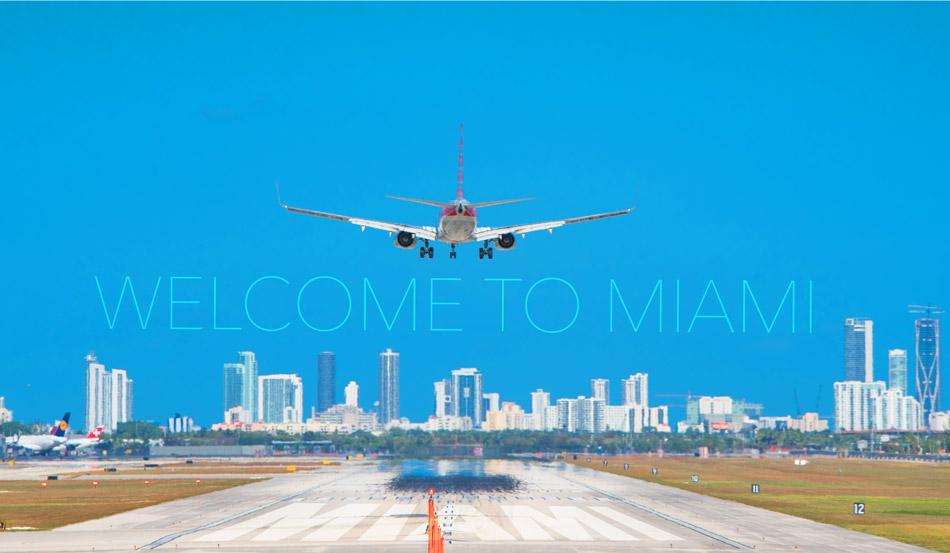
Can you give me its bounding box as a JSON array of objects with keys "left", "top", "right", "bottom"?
[
  {"left": 56, "top": 426, "right": 104, "bottom": 453},
  {"left": 277, "top": 125, "right": 633, "bottom": 259},
  {"left": 4, "top": 412, "right": 70, "bottom": 454}
]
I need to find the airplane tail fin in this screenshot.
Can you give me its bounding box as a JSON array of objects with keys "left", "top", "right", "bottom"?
[
  {"left": 50, "top": 412, "right": 70, "bottom": 437},
  {"left": 457, "top": 123, "right": 464, "bottom": 199},
  {"left": 468, "top": 197, "right": 535, "bottom": 209},
  {"left": 88, "top": 426, "right": 104, "bottom": 439}
]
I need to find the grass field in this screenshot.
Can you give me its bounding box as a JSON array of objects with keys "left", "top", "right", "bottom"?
[
  {"left": 0, "top": 478, "right": 251, "bottom": 530},
  {"left": 568, "top": 455, "right": 950, "bottom": 552}
]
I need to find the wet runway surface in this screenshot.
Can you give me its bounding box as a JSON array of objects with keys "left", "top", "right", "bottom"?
[{"left": 0, "top": 458, "right": 935, "bottom": 553}]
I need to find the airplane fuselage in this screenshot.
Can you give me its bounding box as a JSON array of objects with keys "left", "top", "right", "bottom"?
[{"left": 437, "top": 200, "right": 478, "bottom": 244}]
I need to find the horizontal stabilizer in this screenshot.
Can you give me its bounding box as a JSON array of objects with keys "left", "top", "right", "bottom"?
[
  {"left": 385, "top": 195, "right": 454, "bottom": 208},
  {"left": 468, "top": 197, "right": 534, "bottom": 208}
]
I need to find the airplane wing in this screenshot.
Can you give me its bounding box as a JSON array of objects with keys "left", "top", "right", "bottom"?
[
  {"left": 278, "top": 185, "right": 437, "bottom": 241},
  {"left": 473, "top": 207, "right": 633, "bottom": 241}
]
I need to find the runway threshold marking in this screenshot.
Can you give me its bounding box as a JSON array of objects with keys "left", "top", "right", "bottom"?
[
  {"left": 561, "top": 475, "right": 750, "bottom": 549},
  {"left": 140, "top": 473, "right": 351, "bottom": 551}
]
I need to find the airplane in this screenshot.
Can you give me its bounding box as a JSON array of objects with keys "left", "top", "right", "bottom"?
[
  {"left": 4, "top": 412, "right": 70, "bottom": 454},
  {"left": 55, "top": 426, "right": 104, "bottom": 453},
  {"left": 277, "top": 125, "right": 633, "bottom": 259}
]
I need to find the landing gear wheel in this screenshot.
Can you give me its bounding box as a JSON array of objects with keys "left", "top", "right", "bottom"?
[
  {"left": 450, "top": 245, "right": 457, "bottom": 259},
  {"left": 427, "top": 247, "right": 434, "bottom": 258},
  {"left": 419, "top": 247, "right": 427, "bottom": 258},
  {"left": 487, "top": 248, "right": 493, "bottom": 259}
]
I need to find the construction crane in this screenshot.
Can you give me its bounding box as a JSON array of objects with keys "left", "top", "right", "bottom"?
[{"left": 909, "top": 304, "right": 945, "bottom": 317}]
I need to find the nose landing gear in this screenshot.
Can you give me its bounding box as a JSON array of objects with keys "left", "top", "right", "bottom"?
[{"left": 449, "top": 244, "right": 457, "bottom": 259}]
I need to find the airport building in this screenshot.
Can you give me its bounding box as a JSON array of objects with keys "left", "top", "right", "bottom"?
[
  {"left": 258, "top": 374, "right": 304, "bottom": 424},
  {"left": 317, "top": 351, "right": 336, "bottom": 412},
  {"left": 378, "top": 348, "right": 400, "bottom": 425},
  {"left": 84, "top": 353, "right": 134, "bottom": 432}
]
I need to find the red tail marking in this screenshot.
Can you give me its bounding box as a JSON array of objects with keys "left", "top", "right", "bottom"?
[{"left": 456, "top": 123, "right": 464, "bottom": 199}]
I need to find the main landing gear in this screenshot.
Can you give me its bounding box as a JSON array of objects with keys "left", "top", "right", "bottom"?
[
  {"left": 478, "top": 240, "right": 494, "bottom": 260},
  {"left": 419, "top": 240, "right": 434, "bottom": 259},
  {"left": 449, "top": 244, "right": 457, "bottom": 259}
]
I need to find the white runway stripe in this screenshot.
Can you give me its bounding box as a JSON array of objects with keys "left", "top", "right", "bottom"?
[
  {"left": 195, "top": 503, "right": 316, "bottom": 542},
  {"left": 359, "top": 503, "right": 418, "bottom": 541},
  {"left": 302, "top": 503, "right": 380, "bottom": 541},
  {"left": 590, "top": 506, "right": 683, "bottom": 541},
  {"left": 252, "top": 503, "right": 327, "bottom": 541}
]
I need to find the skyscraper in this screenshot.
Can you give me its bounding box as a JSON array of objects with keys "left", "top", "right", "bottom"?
[
  {"left": 621, "top": 373, "right": 649, "bottom": 408},
  {"left": 223, "top": 352, "right": 258, "bottom": 422},
  {"left": 575, "top": 396, "right": 606, "bottom": 433},
  {"left": 344, "top": 381, "right": 359, "bottom": 408},
  {"left": 888, "top": 349, "right": 908, "bottom": 395},
  {"left": 317, "top": 352, "right": 336, "bottom": 413},
  {"left": 530, "top": 389, "right": 550, "bottom": 430},
  {"left": 482, "top": 392, "right": 500, "bottom": 414},
  {"left": 378, "top": 348, "right": 400, "bottom": 425},
  {"left": 84, "top": 353, "right": 133, "bottom": 432},
  {"left": 834, "top": 380, "right": 885, "bottom": 431},
  {"left": 590, "top": 378, "right": 610, "bottom": 404},
  {"left": 433, "top": 379, "right": 452, "bottom": 417},
  {"left": 915, "top": 317, "right": 941, "bottom": 419},
  {"left": 844, "top": 318, "right": 874, "bottom": 382},
  {"left": 451, "top": 368, "right": 484, "bottom": 425},
  {"left": 258, "top": 374, "right": 303, "bottom": 423}
]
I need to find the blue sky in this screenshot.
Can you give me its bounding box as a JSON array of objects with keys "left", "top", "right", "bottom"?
[{"left": 1, "top": 3, "right": 948, "bottom": 427}]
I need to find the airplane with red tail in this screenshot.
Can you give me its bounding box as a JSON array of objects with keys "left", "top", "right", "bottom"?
[{"left": 277, "top": 125, "right": 633, "bottom": 259}]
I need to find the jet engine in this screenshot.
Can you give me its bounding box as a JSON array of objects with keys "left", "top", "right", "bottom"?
[
  {"left": 496, "top": 233, "right": 516, "bottom": 250},
  {"left": 394, "top": 231, "right": 416, "bottom": 249}
]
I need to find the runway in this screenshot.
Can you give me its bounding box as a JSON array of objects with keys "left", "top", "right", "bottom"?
[{"left": 0, "top": 459, "right": 933, "bottom": 552}]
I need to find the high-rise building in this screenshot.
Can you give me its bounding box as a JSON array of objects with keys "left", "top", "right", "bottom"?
[
  {"left": 575, "top": 396, "right": 606, "bottom": 433},
  {"left": 344, "top": 380, "right": 359, "bottom": 408},
  {"left": 556, "top": 398, "right": 576, "bottom": 432},
  {"left": 834, "top": 380, "right": 885, "bottom": 431},
  {"left": 621, "top": 373, "right": 649, "bottom": 408},
  {"left": 482, "top": 392, "right": 500, "bottom": 414},
  {"left": 378, "top": 348, "right": 400, "bottom": 425},
  {"left": 84, "top": 353, "right": 134, "bottom": 432},
  {"left": 223, "top": 351, "right": 258, "bottom": 422},
  {"left": 450, "top": 368, "right": 484, "bottom": 425},
  {"left": 888, "top": 349, "right": 908, "bottom": 395},
  {"left": 167, "top": 413, "right": 195, "bottom": 433},
  {"left": 530, "top": 389, "right": 550, "bottom": 430},
  {"left": 844, "top": 318, "right": 874, "bottom": 382},
  {"left": 871, "top": 388, "right": 924, "bottom": 431},
  {"left": 433, "top": 379, "right": 452, "bottom": 418},
  {"left": 590, "top": 378, "right": 610, "bottom": 404},
  {"left": 317, "top": 352, "right": 336, "bottom": 413},
  {"left": 258, "top": 374, "right": 303, "bottom": 424},
  {"left": 0, "top": 396, "right": 12, "bottom": 424},
  {"left": 914, "top": 317, "right": 941, "bottom": 419},
  {"left": 483, "top": 402, "right": 526, "bottom": 431},
  {"left": 603, "top": 405, "right": 631, "bottom": 432}
]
